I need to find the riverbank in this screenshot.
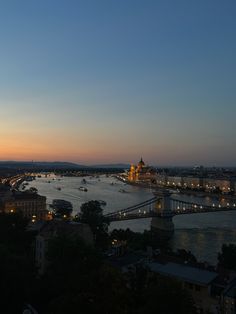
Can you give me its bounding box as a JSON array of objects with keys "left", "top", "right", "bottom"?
[
  {"left": 178, "top": 189, "right": 236, "bottom": 201},
  {"left": 116, "top": 175, "right": 236, "bottom": 201}
]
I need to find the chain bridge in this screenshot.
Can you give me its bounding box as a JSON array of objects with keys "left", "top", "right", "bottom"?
[
  {"left": 104, "top": 190, "right": 236, "bottom": 239},
  {"left": 104, "top": 190, "right": 236, "bottom": 222}
]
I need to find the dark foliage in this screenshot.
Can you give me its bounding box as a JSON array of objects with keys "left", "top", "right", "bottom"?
[
  {"left": 139, "top": 274, "right": 197, "bottom": 314},
  {"left": 32, "top": 234, "right": 197, "bottom": 314},
  {"left": 0, "top": 213, "right": 36, "bottom": 313},
  {"left": 33, "top": 234, "right": 132, "bottom": 314},
  {"left": 218, "top": 243, "right": 236, "bottom": 270},
  {"left": 79, "top": 200, "right": 109, "bottom": 249},
  {"left": 110, "top": 228, "right": 154, "bottom": 250},
  {"left": 0, "top": 212, "right": 198, "bottom": 314}
]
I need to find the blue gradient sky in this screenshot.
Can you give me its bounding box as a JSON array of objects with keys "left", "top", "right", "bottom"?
[{"left": 0, "top": 0, "right": 235, "bottom": 166}]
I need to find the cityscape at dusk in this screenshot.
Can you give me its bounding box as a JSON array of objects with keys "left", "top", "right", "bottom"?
[
  {"left": 0, "top": 1, "right": 236, "bottom": 314},
  {"left": 0, "top": 0, "right": 235, "bottom": 166}
]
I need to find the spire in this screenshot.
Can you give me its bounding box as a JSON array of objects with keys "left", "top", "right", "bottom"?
[{"left": 138, "top": 157, "right": 145, "bottom": 167}]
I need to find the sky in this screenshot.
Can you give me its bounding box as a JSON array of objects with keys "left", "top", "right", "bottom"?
[{"left": 0, "top": 0, "right": 235, "bottom": 166}]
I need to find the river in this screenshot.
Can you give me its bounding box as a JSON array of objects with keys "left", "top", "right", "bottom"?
[{"left": 26, "top": 174, "right": 236, "bottom": 265}]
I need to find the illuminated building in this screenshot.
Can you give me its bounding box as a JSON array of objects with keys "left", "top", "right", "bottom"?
[
  {"left": 4, "top": 191, "right": 49, "bottom": 221},
  {"left": 128, "top": 158, "right": 157, "bottom": 182}
]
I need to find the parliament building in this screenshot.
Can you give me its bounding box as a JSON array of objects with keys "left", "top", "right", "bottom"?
[{"left": 128, "top": 158, "right": 157, "bottom": 182}]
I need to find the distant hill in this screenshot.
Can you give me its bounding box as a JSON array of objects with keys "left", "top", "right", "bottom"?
[
  {"left": 0, "top": 161, "right": 131, "bottom": 170},
  {"left": 0, "top": 161, "right": 87, "bottom": 169},
  {"left": 90, "top": 163, "right": 130, "bottom": 169}
]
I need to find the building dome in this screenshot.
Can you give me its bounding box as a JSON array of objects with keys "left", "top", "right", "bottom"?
[
  {"left": 138, "top": 157, "right": 145, "bottom": 168},
  {"left": 128, "top": 157, "right": 156, "bottom": 182}
]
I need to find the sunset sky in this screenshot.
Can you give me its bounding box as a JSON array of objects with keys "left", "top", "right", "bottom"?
[{"left": 0, "top": 0, "right": 235, "bottom": 166}]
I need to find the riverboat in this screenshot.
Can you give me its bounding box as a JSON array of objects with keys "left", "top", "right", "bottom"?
[
  {"left": 119, "top": 189, "right": 127, "bottom": 193},
  {"left": 79, "top": 187, "right": 88, "bottom": 192}
]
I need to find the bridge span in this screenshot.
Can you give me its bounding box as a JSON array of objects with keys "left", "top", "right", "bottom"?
[
  {"left": 104, "top": 190, "right": 236, "bottom": 239},
  {"left": 104, "top": 190, "right": 236, "bottom": 222}
]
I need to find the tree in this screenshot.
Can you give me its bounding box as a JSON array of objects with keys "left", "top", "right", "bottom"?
[
  {"left": 110, "top": 228, "right": 155, "bottom": 250},
  {"left": 46, "top": 234, "right": 101, "bottom": 273},
  {"left": 218, "top": 244, "right": 236, "bottom": 270},
  {"left": 31, "top": 232, "right": 197, "bottom": 314},
  {"left": 79, "top": 201, "right": 109, "bottom": 248},
  {"left": 33, "top": 234, "right": 132, "bottom": 314},
  {"left": 0, "top": 213, "right": 36, "bottom": 313},
  {"left": 140, "top": 274, "right": 197, "bottom": 314},
  {"left": 55, "top": 206, "right": 73, "bottom": 218}
]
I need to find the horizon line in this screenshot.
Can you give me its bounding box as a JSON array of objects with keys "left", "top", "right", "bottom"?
[{"left": 0, "top": 160, "right": 235, "bottom": 168}]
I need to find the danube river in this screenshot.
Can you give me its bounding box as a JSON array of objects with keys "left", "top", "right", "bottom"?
[{"left": 27, "top": 174, "right": 236, "bottom": 265}]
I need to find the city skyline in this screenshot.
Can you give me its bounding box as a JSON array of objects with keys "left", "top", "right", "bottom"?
[{"left": 0, "top": 1, "right": 235, "bottom": 166}]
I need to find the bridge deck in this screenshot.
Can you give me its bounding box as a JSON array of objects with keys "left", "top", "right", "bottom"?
[{"left": 105, "top": 195, "right": 236, "bottom": 222}]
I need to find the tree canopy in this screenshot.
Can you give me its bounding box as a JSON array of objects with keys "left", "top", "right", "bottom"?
[
  {"left": 0, "top": 213, "right": 36, "bottom": 313},
  {"left": 33, "top": 234, "right": 197, "bottom": 314},
  {"left": 79, "top": 200, "right": 109, "bottom": 248},
  {"left": 218, "top": 243, "right": 236, "bottom": 270},
  {"left": 0, "top": 210, "right": 201, "bottom": 314}
]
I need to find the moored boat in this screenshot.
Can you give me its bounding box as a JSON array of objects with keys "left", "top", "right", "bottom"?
[{"left": 79, "top": 186, "right": 88, "bottom": 192}]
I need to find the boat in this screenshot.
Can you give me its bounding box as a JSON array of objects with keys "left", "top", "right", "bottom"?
[
  {"left": 119, "top": 189, "right": 127, "bottom": 193},
  {"left": 79, "top": 187, "right": 88, "bottom": 192},
  {"left": 98, "top": 200, "right": 107, "bottom": 206}
]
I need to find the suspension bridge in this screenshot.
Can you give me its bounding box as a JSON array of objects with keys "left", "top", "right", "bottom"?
[{"left": 104, "top": 190, "right": 236, "bottom": 222}]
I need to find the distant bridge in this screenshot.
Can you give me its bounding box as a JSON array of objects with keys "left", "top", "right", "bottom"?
[{"left": 104, "top": 190, "right": 236, "bottom": 222}]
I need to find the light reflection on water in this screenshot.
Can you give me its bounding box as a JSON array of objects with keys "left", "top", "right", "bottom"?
[
  {"left": 171, "top": 227, "right": 236, "bottom": 264},
  {"left": 28, "top": 175, "right": 236, "bottom": 265}
]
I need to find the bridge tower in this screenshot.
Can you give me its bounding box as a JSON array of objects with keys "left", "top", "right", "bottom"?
[{"left": 151, "top": 189, "right": 174, "bottom": 240}]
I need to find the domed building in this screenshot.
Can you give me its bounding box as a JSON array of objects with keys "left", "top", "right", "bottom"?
[
  {"left": 128, "top": 158, "right": 157, "bottom": 183},
  {"left": 137, "top": 157, "right": 145, "bottom": 170}
]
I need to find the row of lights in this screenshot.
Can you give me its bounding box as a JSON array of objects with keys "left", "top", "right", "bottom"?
[
  {"left": 118, "top": 209, "right": 148, "bottom": 217},
  {"left": 158, "top": 180, "right": 233, "bottom": 192},
  {"left": 176, "top": 203, "right": 236, "bottom": 211}
]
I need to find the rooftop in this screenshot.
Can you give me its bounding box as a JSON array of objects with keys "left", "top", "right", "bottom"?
[
  {"left": 12, "top": 192, "right": 45, "bottom": 200},
  {"left": 109, "top": 252, "right": 144, "bottom": 269},
  {"left": 38, "top": 219, "right": 88, "bottom": 239},
  {"left": 148, "top": 262, "right": 218, "bottom": 286}
]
